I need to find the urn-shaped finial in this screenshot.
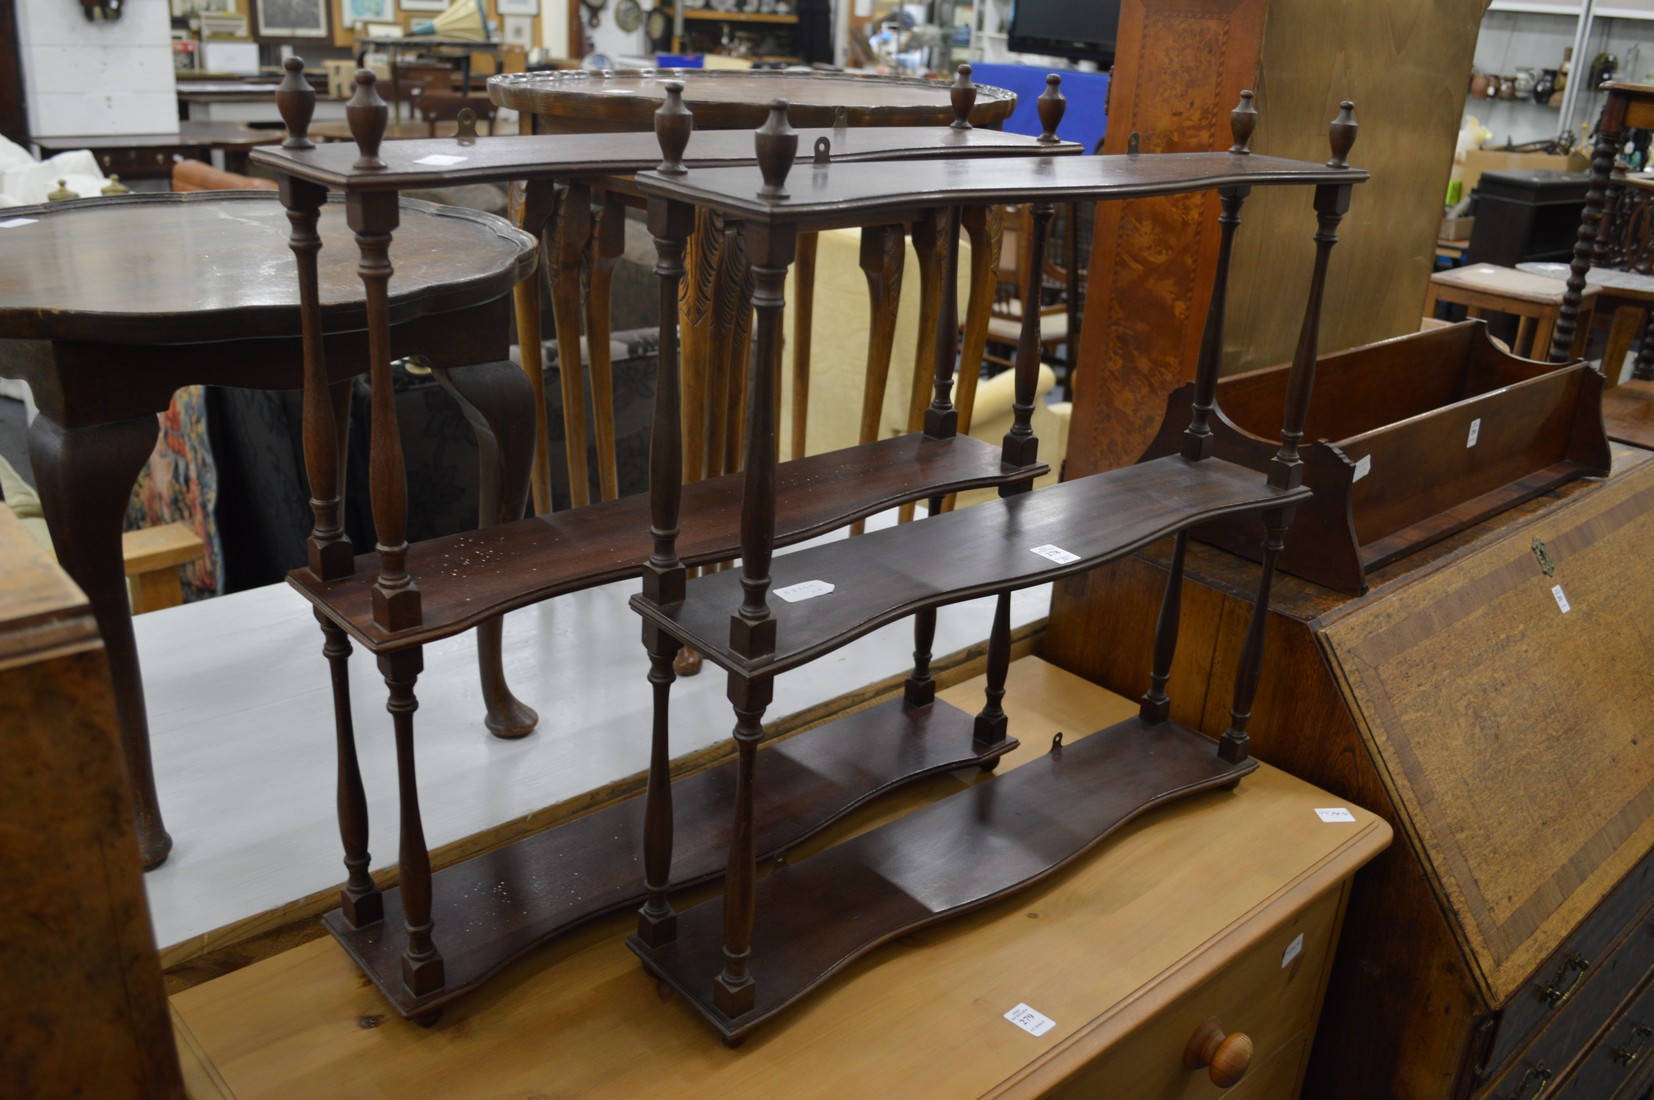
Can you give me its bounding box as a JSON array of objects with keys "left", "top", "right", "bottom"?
[
  {"left": 1326, "top": 100, "right": 1358, "bottom": 169},
  {"left": 277, "top": 56, "right": 316, "bottom": 151},
  {"left": 754, "top": 98, "right": 797, "bottom": 201},
  {"left": 950, "top": 64, "right": 976, "bottom": 130},
  {"left": 1228, "top": 90, "right": 1256, "bottom": 155},
  {"left": 346, "top": 69, "right": 389, "bottom": 172},
  {"left": 1037, "top": 74, "right": 1065, "bottom": 144},
  {"left": 655, "top": 79, "right": 692, "bottom": 175}
]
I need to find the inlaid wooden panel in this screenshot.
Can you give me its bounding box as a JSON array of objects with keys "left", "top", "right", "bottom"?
[
  {"left": 0, "top": 508, "right": 183, "bottom": 1098},
  {"left": 1318, "top": 463, "right": 1654, "bottom": 1003},
  {"left": 1066, "top": 0, "right": 1486, "bottom": 476},
  {"left": 1067, "top": 0, "right": 1267, "bottom": 477}
]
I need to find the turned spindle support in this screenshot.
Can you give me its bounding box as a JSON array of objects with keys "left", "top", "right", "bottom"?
[
  {"left": 342, "top": 70, "right": 419, "bottom": 630},
  {"left": 1001, "top": 201, "right": 1053, "bottom": 477},
  {"left": 636, "top": 626, "right": 680, "bottom": 946},
  {"left": 950, "top": 63, "right": 976, "bottom": 129},
  {"left": 381, "top": 647, "right": 444, "bottom": 996},
  {"left": 973, "top": 592, "right": 1013, "bottom": 747},
  {"left": 1036, "top": 74, "right": 1065, "bottom": 144},
  {"left": 924, "top": 205, "right": 963, "bottom": 439},
  {"left": 1140, "top": 530, "right": 1187, "bottom": 725},
  {"left": 1182, "top": 187, "right": 1249, "bottom": 461},
  {"left": 319, "top": 612, "right": 381, "bottom": 927},
  {"left": 1218, "top": 507, "right": 1290, "bottom": 764},
  {"left": 276, "top": 56, "right": 315, "bottom": 150},
  {"left": 714, "top": 677, "right": 774, "bottom": 1021},
  {"left": 1549, "top": 102, "right": 1620, "bottom": 362},
  {"left": 642, "top": 199, "right": 693, "bottom": 606},
  {"left": 1272, "top": 101, "right": 1356, "bottom": 492},
  {"left": 1182, "top": 89, "right": 1258, "bottom": 463},
  {"left": 729, "top": 111, "right": 798, "bottom": 659}
]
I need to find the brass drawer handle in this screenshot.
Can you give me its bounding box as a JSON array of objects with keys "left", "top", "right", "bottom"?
[
  {"left": 1183, "top": 1016, "right": 1253, "bottom": 1089},
  {"left": 1507, "top": 1064, "right": 1552, "bottom": 1100},
  {"left": 1540, "top": 952, "right": 1588, "bottom": 1007},
  {"left": 1614, "top": 1024, "right": 1652, "bottom": 1067}
]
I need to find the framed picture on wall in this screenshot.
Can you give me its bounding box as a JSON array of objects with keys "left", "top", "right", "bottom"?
[
  {"left": 502, "top": 13, "right": 533, "bottom": 45},
  {"left": 399, "top": 0, "right": 446, "bottom": 11},
  {"left": 254, "top": 0, "right": 331, "bottom": 37},
  {"left": 496, "top": 0, "right": 537, "bottom": 15},
  {"left": 343, "top": 0, "right": 395, "bottom": 22}
]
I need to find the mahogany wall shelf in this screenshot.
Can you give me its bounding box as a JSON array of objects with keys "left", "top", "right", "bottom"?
[
  {"left": 632, "top": 454, "right": 1309, "bottom": 678},
  {"left": 626, "top": 91, "right": 1367, "bottom": 1041},
  {"left": 255, "top": 67, "right": 1072, "bottom": 1020},
  {"left": 1139, "top": 320, "right": 1612, "bottom": 593},
  {"left": 328, "top": 695, "right": 1011, "bottom": 1019},
  {"left": 292, "top": 431, "right": 1037, "bottom": 653}
]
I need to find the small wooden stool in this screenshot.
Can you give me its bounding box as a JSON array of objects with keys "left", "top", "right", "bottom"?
[
  {"left": 1424, "top": 263, "right": 1599, "bottom": 360},
  {"left": 122, "top": 521, "right": 204, "bottom": 614}
]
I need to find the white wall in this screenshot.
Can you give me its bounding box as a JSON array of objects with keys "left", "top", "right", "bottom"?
[{"left": 15, "top": 0, "right": 178, "bottom": 137}]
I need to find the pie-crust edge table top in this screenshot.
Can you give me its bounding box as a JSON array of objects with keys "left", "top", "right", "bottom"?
[{"left": 488, "top": 68, "right": 1018, "bottom": 130}]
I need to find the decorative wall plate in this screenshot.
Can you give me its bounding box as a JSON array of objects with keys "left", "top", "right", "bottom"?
[{"left": 646, "top": 6, "right": 670, "bottom": 40}]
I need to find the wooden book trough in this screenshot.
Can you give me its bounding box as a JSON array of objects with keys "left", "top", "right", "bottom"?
[{"left": 1141, "top": 321, "right": 1612, "bottom": 594}]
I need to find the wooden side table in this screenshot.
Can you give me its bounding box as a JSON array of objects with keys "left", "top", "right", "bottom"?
[
  {"left": 168, "top": 659, "right": 1391, "bottom": 1098},
  {"left": 1425, "top": 262, "right": 1598, "bottom": 360},
  {"left": 0, "top": 191, "right": 536, "bottom": 868},
  {"left": 488, "top": 68, "right": 1020, "bottom": 513},
  {"left": 1546, "top": 85, "right": 1654, "bottom": 453}
]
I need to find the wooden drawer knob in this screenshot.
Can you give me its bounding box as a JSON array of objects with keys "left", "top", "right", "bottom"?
[{"left": 1183, "top": 1016, "right": 1254, "bottom": 1088}]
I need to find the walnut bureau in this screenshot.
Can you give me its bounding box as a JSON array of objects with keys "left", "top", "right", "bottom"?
[{"left": 1048, "top": 447, "right": 1654, "bottom": 1099}]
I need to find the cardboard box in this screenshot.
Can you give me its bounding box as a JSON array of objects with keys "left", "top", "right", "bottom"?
[
  {"left": 1439, "top": 215, "right": 1475, "bottom": 242},
  {"left": 1463, "top": 150, "right": 1572, "bottom": 195}
]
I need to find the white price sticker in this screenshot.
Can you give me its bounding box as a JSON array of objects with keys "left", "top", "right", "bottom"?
[
  {"left": 1004, "top": 1003, "right": 1056, "bottom": 1037},
  {"left": 1282, "top": 932, "right": 1305, "bottom": 969},
  {"left": 1466, "top": 418, "right": 1481, "bottom": 448},
  {"left": 1315, "top": 807, "right": 1356, "bottom": 823},
  {"left": 1552, "top": 584, "right": 1571, "bottom": 614},
  {"left": 774, "top": 579, "right": 834, "bottom": 603},
  {"left": 1030, "top": 544, "right": 1080, "bottom": 565},
  {"left": 0, "top": 218, "right": 37, "bottom": 228},
  {"left": 1352, "top": 454, "right": 1372, "bottom": 483},
  {"left": 414, "top": 154, "right": 468, "bottom": 166}
]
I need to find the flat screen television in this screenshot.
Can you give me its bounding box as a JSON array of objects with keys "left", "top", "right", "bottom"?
[{"left": 1007, "top": 0, "right": 1122, "bottom": 67}]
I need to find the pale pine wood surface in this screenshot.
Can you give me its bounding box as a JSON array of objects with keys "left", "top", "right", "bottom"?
[{"left": 171, "top": 658, "right": 1389, "bottom": 1099}]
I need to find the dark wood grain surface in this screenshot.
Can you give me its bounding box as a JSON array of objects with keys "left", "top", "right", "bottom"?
[
  {"left": 290, "top": 432, "right": 1045, "bottom": 652},
  {"left": 488, "top": 69, "right": 1016, "bottom": 131},
  {"left": 1137, "top": 321, "right": 1613, "bottom": 593},
  {"left": 631, "top": 714, "right": 1256, "bottom": 1042},
  {"left": 324, "top": 696, "right": 1014, "bottom": 1019},
  {"left": 0, "top": 192, "right": 534, "bottom": 344},
  {"left": 634, "top": 455, "right": 1311, "bottom": 679},
  {"left": 634, "top": 151, "right": 1367, "bottom": 227},
  {"left": 31, "top": 121, "right": 280, "bottom": 151},
  {"left": 1602, "top": 378, "right": 1654, "bottom": 448},
  {"left": 250, "top": 125, "right": 1079, "bottom": 191}
]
